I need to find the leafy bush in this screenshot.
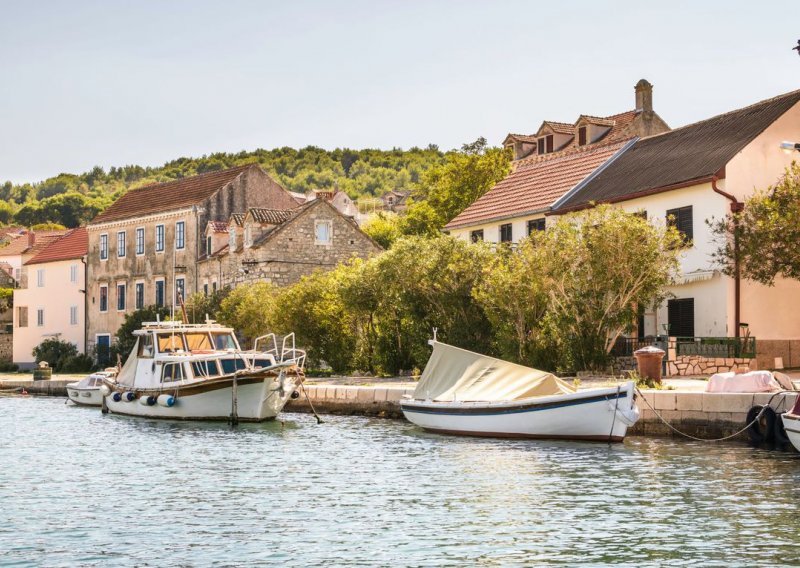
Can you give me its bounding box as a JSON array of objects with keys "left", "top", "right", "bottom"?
[
  {"left": 0, "top": 360, "right": 19, "bottom": 372},
  {"left": 60, "top": 354, "right": 96, "bottom": 373},
  {"left": 32, "top": 338, "right": 79, "bottom": 372}
]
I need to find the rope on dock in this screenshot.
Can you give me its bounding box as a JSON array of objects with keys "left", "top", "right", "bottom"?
[{"left": 635, "top": 387, "right": 789, "bottom": 442}]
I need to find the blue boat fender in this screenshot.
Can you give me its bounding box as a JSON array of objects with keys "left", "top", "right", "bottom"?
[
  {"left": 112, "top": 392, "right": 123, "bottom": 402},
  {"left": 157, "top": 394, "right": 175, "bottom": 407}
]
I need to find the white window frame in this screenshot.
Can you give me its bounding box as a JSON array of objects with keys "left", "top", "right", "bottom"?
[
  {"left": 244, "top": 225, "right": 252, "bottom": 248},
  {"left": 175, "top": 221, "right": 186, "bottom": 250},
  {"left": 229, "top": 228, "right": 236, "bottom": 250},
  {"left": 99, "top": 284, "right": 109, "bottom": 313},
  {"left": 175, "top": 277, "right": 185, "bottom": 304},
  {"left": 99, "top": 233, "right": 108, "bottom": 261},
  {"left": 117, "top": 230, "right": 126, "bottom": 258},
  {"left": 314, "top": 220, "right": 332, "bottom": 245},
  {"left": 69, "top": 305, "right": 78, "bottom": 326},
  {"left": 116, "top": 282, "right": 127, "bottom": 312},
  {"left": 69, "top": 264, "right": 78, "bottom": 284},
  {"left": 36, "top": 268, "right": 44, "bottom": 287},
  {"left": 155, "top": 224, "right": 165, "bottom": 253},
  {"left": 135, "top": 280, "right": 145, "bottom": 310},
  {"left": 135, "top": 227, "right": 145, "bottom": 256},
  {"left": 36, "top": 307, "right": 44, "bottom": 327}
]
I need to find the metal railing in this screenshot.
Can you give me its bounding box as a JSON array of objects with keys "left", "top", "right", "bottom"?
[
  {"left": 609, "top": 336, "right": 660, "bottom": 357},
  {"left": 675, "top": 336, "right": 757, "bottom": 359}
]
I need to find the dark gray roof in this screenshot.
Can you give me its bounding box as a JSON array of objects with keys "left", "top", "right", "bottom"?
[
  {"left": 555, "top": 89, "right": 800, "bottom": 211},
  {"left": 247, "top": 208, "right": 295, "bottom": 224}
]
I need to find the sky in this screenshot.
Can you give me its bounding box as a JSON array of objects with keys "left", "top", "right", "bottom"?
[{"left": 1, "top": 0, "right": 799, "bottom": 184}]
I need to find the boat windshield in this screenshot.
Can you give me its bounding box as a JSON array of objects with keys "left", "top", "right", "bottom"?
[
  {"left": 185, "top": 332, "right": 213, "bottom": 351},
  {"left": 158, "top": 333, "right": 184, "bottom": 353},
  {"left": 211, "top": 332, "right": 237, "bottom": 351}
]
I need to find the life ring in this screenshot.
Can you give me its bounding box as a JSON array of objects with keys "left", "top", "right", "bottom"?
[
  {"left": 746, "top": 405, "right": 776, "bottom": 443},
  {"left": 772, "top": 412, "right": 791, "bottom": 445}
]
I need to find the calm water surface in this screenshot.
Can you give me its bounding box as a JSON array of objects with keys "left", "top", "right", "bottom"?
[{"left": 1, "top": 397, "right": 799, "bottom": 567}]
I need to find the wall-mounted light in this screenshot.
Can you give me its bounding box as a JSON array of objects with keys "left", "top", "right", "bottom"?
[{"left": 780, "top": 141, "right": 800, "bottom": 154}]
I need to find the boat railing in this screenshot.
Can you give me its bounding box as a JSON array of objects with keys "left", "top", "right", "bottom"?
[
  {"left": 280, "top": 333, "right": 306, "bottom": 370},
  {"left": 253, "top": 333, "right": 279, "bottom": 358}
]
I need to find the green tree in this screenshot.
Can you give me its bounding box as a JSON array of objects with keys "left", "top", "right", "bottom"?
[
  {"left": 360, "top": 211, "right": 401, "bottom": 248},
  {"left": 710, "top": 163, "right": 800, "bottom": 285},
  {"left": 217, "top": 282, "right": 280, "bottom": 347}
]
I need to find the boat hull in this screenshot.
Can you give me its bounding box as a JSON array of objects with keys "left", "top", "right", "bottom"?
[
  {"left": 104, "top": 373, "right": 300, "bottom": 422},
  {"left": 66, "top": 386, "right": 103, "bottom": 407},
  {"left": 400, "top": 382, "right": 638, "bottom": 442},
  {"left": 781, "top": 413, "right": 800, "bottom": 451}
]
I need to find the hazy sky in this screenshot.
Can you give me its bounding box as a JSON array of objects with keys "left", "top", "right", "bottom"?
[{"left": 1, "top": 0, "right": 799, "bottom": 183}]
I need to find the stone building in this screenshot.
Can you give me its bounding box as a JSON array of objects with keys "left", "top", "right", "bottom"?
[
  {"left": 198, "top": 198, "right": 382, "bottom": 290},
  {"left": 85, "top": 164, "right": 299, "bottom": 352}
]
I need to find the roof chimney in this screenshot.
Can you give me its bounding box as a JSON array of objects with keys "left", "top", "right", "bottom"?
[{"left": 635, "top": 79, "right": 653, "bottom": 112}]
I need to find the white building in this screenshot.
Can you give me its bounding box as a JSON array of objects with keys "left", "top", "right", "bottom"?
[
  {"left": 553, "top": 89, "right": 800, "bottom": 371},
  {"left": 13, "top": 228, "right": 87, "bottom": 368}
]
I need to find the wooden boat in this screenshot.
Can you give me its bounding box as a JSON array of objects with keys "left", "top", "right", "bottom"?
[
  {"left": 780, "top": 397, "right": 800, "bottom": 451},
  {"left": 66, "top": 370, "right": 116, "bottom": 406},
  {"left": 400, "top": 341, "right": 639, "bottom": 442},
  {"left": 101, "top": 320, "right": 305, "bottom": 422}
]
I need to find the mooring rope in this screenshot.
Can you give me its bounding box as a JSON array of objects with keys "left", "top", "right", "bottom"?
[
  {"left": 608, "top": 384, "right": 621, "bottom": 445},
  {"left": 299, "top": 380, "right": 324, "bottom": 424},
  {"left": 635, "top": 387, "right": 789, "bottom": 443}
]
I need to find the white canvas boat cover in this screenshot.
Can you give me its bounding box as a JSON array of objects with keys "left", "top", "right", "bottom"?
[{"left": 413, "top": 341, "right": 575, "bottom": 402}]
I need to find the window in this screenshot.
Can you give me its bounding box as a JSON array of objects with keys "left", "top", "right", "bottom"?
[
  {"left": 229, "top": 228, "right": 236, "bottom": 250},
  {"left": 499, "top": 223, "right": 513, "bottom": 243},
  {"left": 212, "top": 281, "right": 217, "bottom": 293},
  {"left": 244, "top": 225, "right": 252, "bottom": 248},
  {"left": 206, "top": 236, "right": 212, "bottom": 256},
  {"left": 117, "top": 231, "right": 126, "bottom": 257},
  {"left": 315, "top": 220, "right": 332, "bottom": 244},
  {"left": 99, "top": 285, "right": 108, "bottom": 312},
  {"left": 538, "top": 135, "right": 554, "bottom": 154},
  {"left": 666, "top": 206, "right": 693, "bottom": 244},
  {"left": 138, "top": 334, "right": 154, "bottom": 358},
  {"left": 70, "top": 264, "right": 78, "bottom": 283},
  {"left": 212, "top": 332, "right": 237, "bottom": 350},
  {"left": 135, "top": 282, "right": 144, "bottom": 309},
  {"left": 117, "top": 283, "right": 126, "bottom": 311},
  {"left": 17, "top": 306, "right": 27, "bottom": 328},
  {"left": 36, "top": 269, "right": 44, "bottom": 287},
  {"left": 470, "top": 229, "right": 484, "bottom": 243},
  {"left": 578, "top": 126, "right": 587, "bottom": 146},
  {"left": 69, "top": 305, "right": 78, "bottom": 326},
  {"left": 155, "top": 225, "right": 165, "bottom": 252},
  {"left": 136, "top": 228, "right": 145, "bottom": 255},
  {"left": 203, "top": 283, "right": 209, "bottom": 296},
  {"left": 155, "top": 280, "right": 165, "bottom": 308},
  {"left": 175, "top": 277, "right": 185, "bottom": 304},
  {"left": 161, "top": 362, "right": 185, "bottom": 383},
  {"left": 36, "top": 308, "right": 44, "bottom": 327},
  {"left": 185, "top": 332, "right": 212, "bottom": 351},
  {"left": 158, "top": 334, "right": 184, "bottom": 353},
  {"left": 633, "top": 210, "right": 648, "bottom": 220},
  {"left": 527, "top": 219, "right": 546, "bottom": 234},
  {"left": 192, "top": 360, "right": 220, "bottom": 378},
  {"left": 99, "top": 234, "right": 108, "bottom": 260},
  {"left": 667, "top": 298, "right": 695, "bottom": 338},
  {"left": 175, "top": 221, "right": 185, "bottom": 250}
]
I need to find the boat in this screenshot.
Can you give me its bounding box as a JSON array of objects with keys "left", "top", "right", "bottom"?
[
  {"left": 780, "top": 396, "right": 800, "bottom": 451},
  {"left": 66, "top": 370, "right": 117, "bottom": 406},
  {"left": 400, "top": 340, "right": 639, "bottom": 442},
  {"left": 101, "top": 320, "right": 306, "bottom": 422}
]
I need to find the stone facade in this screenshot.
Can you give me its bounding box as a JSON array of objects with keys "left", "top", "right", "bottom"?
[
  {"left": 666, "top": 355, "right": 755, "bottom": 377},
  {"left": 0, "top": 333, "right": 12, "bottom": 361},
  {"left": 198, "top": 199, "right": 381, "bottom": 289},
  {"left": 86, "top": 166, "right": 298, "bottom": 347}
]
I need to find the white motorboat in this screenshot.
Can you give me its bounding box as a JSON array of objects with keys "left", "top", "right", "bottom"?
[
  {"left": 780, "top": 397, "right": 800, "bottom": 452},
  {"left": 101, "top": 320, "right": 305, "bottom": 422},
  {"left": 66, "top": 371, "right": 117, "bottom": 406},
  {"left": 400, "top": 341, "right": 639, "bottom": 442}
]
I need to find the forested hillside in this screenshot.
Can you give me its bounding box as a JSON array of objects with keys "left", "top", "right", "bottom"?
[{"left": 0, "top": 145, "right": 446, "bottom": 228}]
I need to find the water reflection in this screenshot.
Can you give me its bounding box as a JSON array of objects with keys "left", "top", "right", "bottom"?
[{"left": 1, "top": 397, "right": 798, "bottom": 566}]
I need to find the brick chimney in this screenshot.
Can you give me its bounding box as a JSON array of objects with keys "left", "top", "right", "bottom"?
[{"left": 635, "top": 79, "right": 653, "bottom": 112}]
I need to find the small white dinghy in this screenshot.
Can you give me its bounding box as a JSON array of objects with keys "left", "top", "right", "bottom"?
[
  {"left": 780, "top": 397, "right": 800, "bottom": 452},
  {"left": 400, "top": 341, "right": 639, "bottom": 442},
  {"left": 66, "top": 370, "right": 117, "bottom": 407}
]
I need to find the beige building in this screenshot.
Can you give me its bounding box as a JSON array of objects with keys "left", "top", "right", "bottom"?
[
  {"left": 85, "top": 164, "right": 299, "bottom": 356},
  {"left": 13, "top": 228, "right": 87, "bottom": 368},
  {"left": 199, "top": 198, "right": 382, "bottom": 289}
]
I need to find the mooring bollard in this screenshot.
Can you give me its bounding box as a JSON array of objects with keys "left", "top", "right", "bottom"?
[{"left": 634, "top": 345, "right": 666, "bottom": 384}]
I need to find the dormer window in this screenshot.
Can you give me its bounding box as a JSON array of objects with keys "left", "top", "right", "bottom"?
[
  {"left": 537, "top": 135, "right": 554, "bottom": 155},
  {"left": 578, "top": 126, "right": 587, "bottom": 146}
]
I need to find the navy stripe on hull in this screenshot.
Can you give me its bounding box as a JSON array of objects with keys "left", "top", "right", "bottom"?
[
  {"left": 401, "top": 391, "right": 628, "bottom": 417},
  {"left": 420, "top": 427, "right": 625, "bottom": 443}
]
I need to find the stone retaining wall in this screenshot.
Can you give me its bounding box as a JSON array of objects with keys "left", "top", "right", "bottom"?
[
  {"left": 666, "top": 355, "right": 756, "bottom": 377},
  {"left": 0, "top": 333, "right": 12, "bottom": 361}
]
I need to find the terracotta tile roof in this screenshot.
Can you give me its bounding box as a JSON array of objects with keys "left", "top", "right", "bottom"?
[
  {"left": 229, "top": 213, "right": 245, "bottom": 227},
  {"left": 23, "top": 232, "right": 68, "bottom": 258},
  {"left": 445, "top": 140, "right": 631, "bottom": 230},
  {"left": 91, "top": 164, "right": 257, "bottom": 224},
  {"left": 0, "top": 235, "right": 31, "bottom": 257},
  {"left": 247, "top": 208, "right": 295, "bottom": 224},
  {"left": 208, "top": 221, "right": 229, "bottom": 233},
  {"left": 556, "top": 89, "right": 800, "bottom": 212},
  {"left": 25, "top": 228, "right": 88, "bottom": 265},
  {"left": 0, "top": 231, "right": 68, "bottom": 257},
  {"left": 542, "top": 121, "right": 576, "bottom": 135},
  {"left": 505, "top": 134, "right": 539, "bottom": 144}
]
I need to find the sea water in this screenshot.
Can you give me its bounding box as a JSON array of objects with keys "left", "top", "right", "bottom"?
[{"left": 1, "top": 397, "right": 799, "bottom": 566}]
